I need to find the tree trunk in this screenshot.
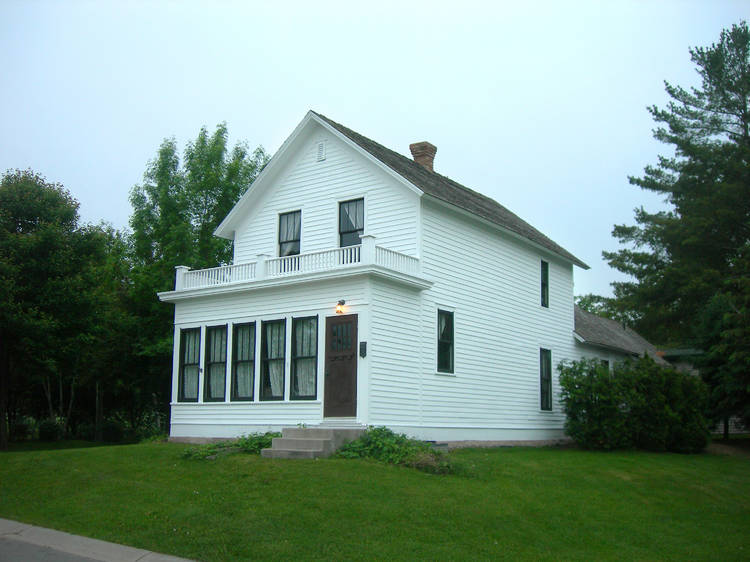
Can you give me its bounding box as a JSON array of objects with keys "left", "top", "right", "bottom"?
[
  {"left": 0, "top": 330, "right": 9, "bottom": 450},
  {"left": 95, "top": 381, "right": 103, "bottom": 442},
  {"left": 723, "top": 417, "right": 729, "bottom": 440},
  {"left": 42, "top": 376, "right": 54, "bottom": 420}
]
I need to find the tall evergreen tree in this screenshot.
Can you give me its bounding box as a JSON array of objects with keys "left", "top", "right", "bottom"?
[
  {"left": 604, "top": 21, "right": 750, "bottom": 346},
  {"left": 604, "top": 22, "right": 750, "bottom": 429}
]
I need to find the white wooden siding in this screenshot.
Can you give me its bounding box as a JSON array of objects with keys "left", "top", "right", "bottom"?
[
  {"left": 368, "top": 278, "right": 423, "bottom": 425},
  {"left": 233, "top": 124, "right": 419, "bottom": 264},
  {"left": 169, "top": 277, "right": 368, "bottom": 435},
  {"left": 417, "top": 198, "right": 579, "bottom": 434}
]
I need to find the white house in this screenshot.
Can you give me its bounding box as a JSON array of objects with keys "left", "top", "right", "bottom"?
[{"left": 158, "top": 110, "right": 647, "bottom": 444}]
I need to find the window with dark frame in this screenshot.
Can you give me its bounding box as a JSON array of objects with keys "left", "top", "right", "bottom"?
[
  {"left": 232, "top": 323, "right": 255, "bottom": 401},
  {"left": 204, "top": 325, "right": 227, "bottom": 402},
  {"left": 339, "top": 198, "right": 364, "bottom": 247},
  {"left": 261, "top": 319, "right": 285, "bottom": 401},
  {"left": 540, "top": 348, "right": 552, "bottom": 411},
  {"left": 179, "top": 328, "right": 200, "bottom": 402},
  {"left": 292, "top": 316, "right": 318, "bottom": 400},
  {"left": 541, "top": 260, "right": 549, "bottom": 308},
  {"left": 437, "top": 309, "right": 454, "bottom": 373},
  {"left": 279, "top": 210, "right": 301, "bottom": 257}
]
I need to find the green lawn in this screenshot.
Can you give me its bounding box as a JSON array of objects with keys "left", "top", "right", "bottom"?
[{"left": 1, "top": 441, "right": 748, "bottom": 561}]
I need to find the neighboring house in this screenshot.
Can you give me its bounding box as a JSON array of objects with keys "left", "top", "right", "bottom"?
[
  {"left": 160, "top": 110, "right": 609, "bottom": 442},
  {"left": 573, "top": 306, "right": 670, "bottom": 368}
]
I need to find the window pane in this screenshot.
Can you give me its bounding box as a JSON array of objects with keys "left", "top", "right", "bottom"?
[
  {"left": 541, "top": 260, "right": 549, "bottom": 307},
  {"left": 292, "top": 317, "right": 317, "bottom": 399},
  {"left": 279, "top": 211, "right": 301, "bottom": 256},
  {"left": 294, "top": 358, "right": 316, "bottom": 397},
  {"left": 261, "top": 320, "right": 285, "bottom": 400},
  {"left": 540, "top": 349, "right": 552, "bottom": 410},
  {"left": 209, "top": 363, "right": 225, "bottom": 400},
  {"left": 339, "top": 199, "right": 364, "bottom": 247},
  {"left": 180, "top": 329, "right": 200, "bottom": 402},
  {"left": 183, "top": 365, "right": 199, "bottom": 400},
  {"left": 437, "top": 310, "right": 454, "bottom": 373},
  {"left": 236, "top": 362, "right": 253, "bottom": 397}
]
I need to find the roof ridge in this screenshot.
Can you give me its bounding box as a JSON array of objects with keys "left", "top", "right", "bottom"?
[{"left": 312, "top": 111, "right": 588, "bottom": 269}]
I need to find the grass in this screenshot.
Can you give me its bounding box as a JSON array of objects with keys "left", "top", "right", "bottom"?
[{"left": 1, "top": 441, "right": 748, "bottom": 561}]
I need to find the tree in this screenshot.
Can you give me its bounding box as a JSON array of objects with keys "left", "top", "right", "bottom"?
[
  {"left": 0, "top": 170, "right": 107, "bottom": 447},
  {"left": 603, "top": 22, "right": 750, "bottom": 427},
  {"left": 127, "top": 125, "right": 268, "bottom": 426}
]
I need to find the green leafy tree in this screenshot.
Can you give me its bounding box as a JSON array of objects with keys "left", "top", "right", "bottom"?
[
  {"left": 603, "top": 22, "right": 750, "bottom": 427},
  {"left": 127, "top": 124, "right": 268, "bottom": 419},
  {"left": 0, "top": 170, "right": 107, "bottom": 447}
]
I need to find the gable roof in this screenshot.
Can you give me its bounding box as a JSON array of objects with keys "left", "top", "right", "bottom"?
[
  {"left": 312, "top": 111, "right": 588, "bottom": 269},
  {"left": 573, "top": 305, "right": 668, "bottom": 365}
]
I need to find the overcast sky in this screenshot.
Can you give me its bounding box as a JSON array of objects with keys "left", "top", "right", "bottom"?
[{"left": 1, "top": 1, "right": 746, "bottom": 296}]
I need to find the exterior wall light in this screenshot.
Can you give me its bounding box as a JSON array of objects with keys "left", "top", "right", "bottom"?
[{"left": 335, "top": 300, "right": 346, "bottom": 314}]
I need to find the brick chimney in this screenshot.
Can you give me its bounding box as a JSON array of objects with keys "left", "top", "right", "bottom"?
[{"left": 409, "top": 141, "right": 437, "bottom": 172}]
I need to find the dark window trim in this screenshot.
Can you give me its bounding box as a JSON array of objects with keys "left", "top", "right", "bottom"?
[
  {"left": 339, "top": 198, "right": 364, "bottom": 248},
  {"left": 278, "top": 210, "right": 301, "bottom": 257},
  {"left": 260, "top": 319, "right": 286, "bottom": 401},
  {"left": 437, "top": 309, "right": 454, "bottom": 374},
  {"left": 203, "top": 324, "right": 228, "bottom": 402},
  {"left": 291, "top": 315, "right": 318, "bottom": 400},
  {"left": 178, "top": 328, "right": 200, "bottom": 403},
  {"left": 540, "top": 348, "right": 552, "bottom": 411},
  {"left": 231, "top": 322, "right": 256, "bottom": 401},
  {"left": 541, "top": 260, "right": 549, "bottom": 308}
]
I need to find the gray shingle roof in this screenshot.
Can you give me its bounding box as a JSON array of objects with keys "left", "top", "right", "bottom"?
[
  {"left": 574, "top": 305, "right": 668, "bottom": 365},
  {"left": 313, "top": 112, "right": 589, "bottom": 269}
]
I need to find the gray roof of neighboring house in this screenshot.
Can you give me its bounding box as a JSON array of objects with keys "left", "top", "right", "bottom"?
[
  {"left": 313, "top": 111, "right": 589, "bottom": 269},
  {"left": 574, "top": 305, "right": 669, "bottom": 365}
]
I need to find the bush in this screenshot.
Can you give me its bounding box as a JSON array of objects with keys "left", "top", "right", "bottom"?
[
  {"left": 75, "top": 422, "right": 96, "bottom": 441},
  {"left": 558, "top": 357, "right": 710, "bottom": 453},
  {"left": 101, "top": 419, "right": 125, "bottom": 443},
  {"left": 38, "top": 419, "right": 64, "bottom": 442},
  {"left": 10, "top": 417, "right": 35, "bottom": 441},
  {"left": 336, "top": 427, "right": 463, "bottom": 475},
  {"left": 182, "top": 432, "right": 280, "bottom": 460}
]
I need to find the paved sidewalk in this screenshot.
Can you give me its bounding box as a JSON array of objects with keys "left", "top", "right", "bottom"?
[{"left": 0, "top": 518, "right": 192, "bottom": 562}]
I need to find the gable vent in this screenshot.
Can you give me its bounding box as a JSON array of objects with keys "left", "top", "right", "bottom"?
[{"left": 317, "top": 141, "right": 326, "bottom": 162}]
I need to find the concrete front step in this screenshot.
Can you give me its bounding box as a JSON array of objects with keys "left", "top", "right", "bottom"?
[{"left": 261, "top": 426, "right": 365, "bottom": 459}]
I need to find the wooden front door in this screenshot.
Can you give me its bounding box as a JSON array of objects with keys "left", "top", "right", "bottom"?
[{"left": 324, "top": 314, "right": 358, "bottom": 418}]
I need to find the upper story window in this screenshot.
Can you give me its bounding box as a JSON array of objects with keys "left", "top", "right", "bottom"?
[
  {"left": 279, "top": 211, "right": 301, "bottom": 256},
  {"left": 339, "top": 198, "right": 364, "bottom": 247},
  {"left": 437, "top": 309, "right": 454, "bottom": 374},
  {"left": 541, "top": 260, "right": 549, "bottom": 308}
]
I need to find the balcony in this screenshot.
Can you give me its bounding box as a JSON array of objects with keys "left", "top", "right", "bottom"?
[{"left": 163, "top": 235, "right": 429, "bottom": 299}]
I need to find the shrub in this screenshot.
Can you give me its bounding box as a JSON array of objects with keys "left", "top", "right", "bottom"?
[
  {"left": 75, "top": 422, "right": 96, "bottom": 441},
  {"left": 182, "top": 432, "right": 280, "bottom": 460},
  {"left": 10, "top": 417, "right": 35, "bottom": 441},
  {"left": 336, "top": 427, "right": 463, "bottom": 475},
  {"left": 101, "top": 419, "right": 125, "bottom": 443},
  {"left": 558, "top": 357, "right": 710, "bottom": 453},
  {"left": 38, "top": 418, "right": 64, "bottom": 442}
]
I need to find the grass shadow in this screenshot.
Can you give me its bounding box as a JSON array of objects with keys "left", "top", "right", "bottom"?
[{"left": 5, "top": 440, "right": 116, "bottom": 453}]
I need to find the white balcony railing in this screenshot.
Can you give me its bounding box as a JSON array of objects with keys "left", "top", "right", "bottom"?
[{"left": 174, "top": 235, "right": 421, "bottom": 291}]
